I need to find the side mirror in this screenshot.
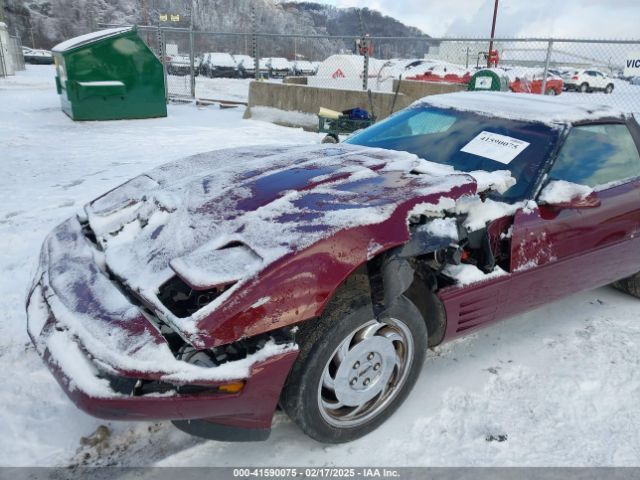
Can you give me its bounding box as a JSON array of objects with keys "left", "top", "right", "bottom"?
[{"left": 538, "top": 180, "right": 601, "bottom": 210}]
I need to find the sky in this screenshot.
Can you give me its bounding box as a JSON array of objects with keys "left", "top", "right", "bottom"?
[{"left": 310, "top": 0, "right": 640, "bottom": 38}]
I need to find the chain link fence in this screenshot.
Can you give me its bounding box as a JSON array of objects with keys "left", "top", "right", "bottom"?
[{"left": 99, "top": 22, "right": 640, "bottom": 116}]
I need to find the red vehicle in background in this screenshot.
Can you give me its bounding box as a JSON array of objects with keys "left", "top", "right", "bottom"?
[
  {"left": 510, "top": 72, "right": 564, "bottom": 95},
  {"left": 406, "top": 63, "right": 472, "bottom": 85}
]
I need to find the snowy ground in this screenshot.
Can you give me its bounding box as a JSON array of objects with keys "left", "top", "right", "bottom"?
[{"left": 2, "top": 65, "right": 640, "bottom": 468}]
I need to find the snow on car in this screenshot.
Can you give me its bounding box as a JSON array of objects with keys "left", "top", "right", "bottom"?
[
  {"left": 292, "top": 60, "right": 317, "bottom": 76},
  {"left": 27, "top": 91, "right": 640, "bottom": 444},
  {"left": 233, "top": 54, "right": 256, "bottom": 78},
  {"left": 264, "top": 57, "right": 292, "bottom": 78},
  {"left": 199, "top": 52, "right": 238, "bottom": 78}
]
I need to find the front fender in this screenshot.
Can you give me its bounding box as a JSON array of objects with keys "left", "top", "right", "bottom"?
[{"left": 192, "top": 191, "right": 469, "bottom": 349}]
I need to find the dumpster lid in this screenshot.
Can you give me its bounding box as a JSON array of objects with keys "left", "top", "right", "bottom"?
[{"left": 52, "top": 27, "right": 133, "bottom": 53}]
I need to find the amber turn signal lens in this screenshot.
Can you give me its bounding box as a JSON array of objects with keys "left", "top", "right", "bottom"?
[{"left": 217, "top": 381, "right": 245, "bottom": 393}]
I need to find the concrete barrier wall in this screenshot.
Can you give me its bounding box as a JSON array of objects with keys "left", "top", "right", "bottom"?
[
  {"left": 244, "top": 79, "right": 467, "bottom": 129},
  {"left": 283, "top": 76, "right": 308, "bottom": 85},
  {"left": 392, "top": 79, "right": 467, "bottom": 99}
]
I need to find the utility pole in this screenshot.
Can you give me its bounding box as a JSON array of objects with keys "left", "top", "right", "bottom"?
[
  {"left": 142, "top": 0, "right": 149, "bottom": 25},
  {"left": 251, "top": 4, "right": 259, "bottom": 80},
  {"left": 487, "top": 0, "right": 499, "bottom": 68}
]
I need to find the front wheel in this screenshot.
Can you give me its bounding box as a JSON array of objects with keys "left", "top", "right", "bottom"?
[
  {"left": 281, "top": 294, "right": 427, "bottom": 443},
  {"left": 545, "top": 88, "right": 557, "bottom": 96},
  {"left": 612, "top": 272, "right": 640, "bottom": 298},
  {"left": 605, "top": 83, "right": 614, "bottom": 94}
]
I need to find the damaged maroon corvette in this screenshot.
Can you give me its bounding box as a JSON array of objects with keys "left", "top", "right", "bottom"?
[{"left": 27, "top": 92, "right": 640, "bottom": 443}]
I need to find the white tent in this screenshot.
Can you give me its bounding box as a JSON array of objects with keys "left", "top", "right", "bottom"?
[{"left": 310, "top": 54, "right": 390, "bottom": 91}]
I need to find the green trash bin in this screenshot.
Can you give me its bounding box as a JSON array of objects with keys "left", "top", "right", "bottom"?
[
  {"left": 468, "top": 69, "right": 510, "bottom": 92},
  {"left": 52, "top": 27, "right": 167, "bottom": 121}
]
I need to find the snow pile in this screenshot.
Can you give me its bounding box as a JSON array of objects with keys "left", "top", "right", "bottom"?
[{"left": 538, "top": 180, "right": 593, "bottom": 204}]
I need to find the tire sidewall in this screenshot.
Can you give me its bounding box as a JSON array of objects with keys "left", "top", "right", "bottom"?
[{"left": 283, "top": 296, "right": 427, "bottom": 444}]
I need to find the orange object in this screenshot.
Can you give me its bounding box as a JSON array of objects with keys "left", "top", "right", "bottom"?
[{"left": 218, "top": 381, "right": 245, "bottom": 394}]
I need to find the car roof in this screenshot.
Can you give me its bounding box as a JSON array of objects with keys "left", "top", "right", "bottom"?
[{"left": 418, "top": 91, "right": 625, "bottom": 125}]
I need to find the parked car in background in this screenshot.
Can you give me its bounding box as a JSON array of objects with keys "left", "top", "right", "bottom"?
[
  {"left": 257, "top": 58, "right": 270, "bottom": 78},
  {"left": 200, "top": 52, "right": 238, "bottom": 78},
  {"left": 167, "top": 55, "right": 191, "bottom": 76},
  {"left": 27, "top": 92, "right": 640, "bottom": 444},
  {"left": 233, "top": 54, "right": 256, "bottom": 78},
  {"left": 510, "top": 71, "right": 564, "bottom": 95},
  {"left": 22, "top": 47, "right": 54, "bottom": 65},
  {"left": 292, "top": 60, "right": 317, "bottom": 76},
  {"left": 265, "top": 57, "right": 292, "bottom": 78},
  {"left": 630, "top": 77, "right": 640, "bottom": 86},
  {"left": 564, "top": 69, "right": 615, "bottom": 93}
]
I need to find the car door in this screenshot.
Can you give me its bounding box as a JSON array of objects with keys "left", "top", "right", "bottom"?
[
  {"left": 502, "top": 121, "right": 640, "bottom": 316},
  {"left": 587, "top": 70, "right": 602, "bottom": 89},
  {"left": 593, "top": 71, "right": 606, "bottom": 89}
]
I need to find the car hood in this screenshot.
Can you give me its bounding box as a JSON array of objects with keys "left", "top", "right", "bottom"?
[{"left": 82, "top": 144, "right": 482, "bottom": 339}]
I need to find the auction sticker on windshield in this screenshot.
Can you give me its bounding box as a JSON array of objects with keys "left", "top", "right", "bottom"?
[{"left": 461, "top": 131, "right": 530, "bottom": 164}]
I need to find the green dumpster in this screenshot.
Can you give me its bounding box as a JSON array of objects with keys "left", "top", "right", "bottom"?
[
  {"left": 52, "top": 27, "right": 167, "bottom": 121},
  {"left": 468, "top": 69, "right": 509, "bottom": 92}
]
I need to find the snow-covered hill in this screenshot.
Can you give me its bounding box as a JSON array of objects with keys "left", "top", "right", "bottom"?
[{"left": 1, "top": 0, "right": 430, "bottom": 58}]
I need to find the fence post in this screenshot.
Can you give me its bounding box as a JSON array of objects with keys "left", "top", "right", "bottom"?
[
  {"left": 251, "top": 5, "right": 259, "bottom": 80},
  {"left": 189, "top": 26, "right": 195, "bottom": 98},
  {"left": 540, "top": 39, "right": 554, "bottom": 96},
  {"left": 362, "top": 35, "right": 369, "bottom": 91},
  {"left": 160, "top": 28, "right": 168, "bottom": 102}
]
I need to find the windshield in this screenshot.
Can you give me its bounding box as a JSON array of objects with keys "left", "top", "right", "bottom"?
[{"left": 345, "top": 105, "right": 561, "bottom": 202}]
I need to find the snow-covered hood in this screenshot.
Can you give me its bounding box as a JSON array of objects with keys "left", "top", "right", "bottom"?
[{"left": 82, "top": 144, "right": 508, "bottom": 341}]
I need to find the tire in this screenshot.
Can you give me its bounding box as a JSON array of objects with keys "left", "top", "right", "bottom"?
[
  {"left": 605, "top": 83, "right": 614, "bottom": 94},
  {"left": 281, "top": 288, "right": 427, "bottom": 444},
  {"left": 545, "top": 88, "right": 557, "bottom": 96},
  {"left": 580, "top": 82, "right": 590, "bottom": 93},
  {"left": 321, "top": 134, "right": 339, "bottom": 144},
  {"left": 612, "top": 273, "right": 640, "bottom": 298}
]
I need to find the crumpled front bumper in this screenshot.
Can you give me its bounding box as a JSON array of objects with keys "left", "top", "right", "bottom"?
[{"left": 26, "top": 218, "right": 298, "bottom": 433}]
